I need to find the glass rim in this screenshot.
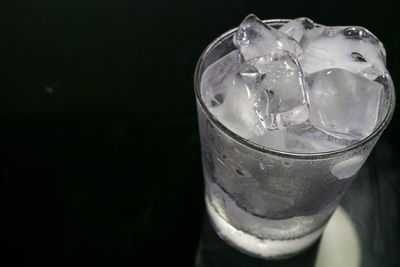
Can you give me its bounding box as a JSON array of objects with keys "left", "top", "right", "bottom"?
[{"left": 194, "top": 19, "right": 396, "bottom": 159}]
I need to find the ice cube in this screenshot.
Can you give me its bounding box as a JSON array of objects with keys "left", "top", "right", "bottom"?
[
  {"left": 211, "top": 72, "right": 262, "bottom": 139},
  {"left": 243, "top": 51, "right": 309, "bottom": 130},
  {"left": 201, "top": 50, "right": 261, "bottom": 138},
  {"left": 299, "top": 26, "right": 387, "bottom": 80},
  {"left": 235, "top": 14, "right": 302, "bottom": 60},
  {"left": 306, "top": 68, "right": 383, "bottom": 140},
  {"left": 278, "top": 17, "right": 315, "bottom": 43},
  {"left": 201, "top": 50, "right": 238, "bottom": 108}
]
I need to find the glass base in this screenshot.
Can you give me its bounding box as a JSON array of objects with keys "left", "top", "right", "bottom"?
[{"left": 205, "top": 196, "right": 326, "bottom": 259}]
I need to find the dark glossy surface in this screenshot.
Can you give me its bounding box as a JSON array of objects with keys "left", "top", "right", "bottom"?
[{"left": 0, "top": 1, "right": 399, "bottom": 266}]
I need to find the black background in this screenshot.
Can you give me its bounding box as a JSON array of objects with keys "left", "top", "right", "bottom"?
[{"left": 0, "top": 1, "right": 398, "bottom": 266}]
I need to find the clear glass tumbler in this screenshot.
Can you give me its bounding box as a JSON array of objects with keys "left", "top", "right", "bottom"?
[{"left": 194, "top": 19, "right": 395, "bottom": 259}]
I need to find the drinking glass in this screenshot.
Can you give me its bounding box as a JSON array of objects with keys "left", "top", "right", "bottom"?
[{"left": 194, "top": 19, "right": 395, "bottom": 259}]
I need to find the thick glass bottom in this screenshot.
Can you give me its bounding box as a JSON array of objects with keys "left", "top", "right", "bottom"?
[{"left": 206, "top": 196, "right": 326, "bottom": 259}]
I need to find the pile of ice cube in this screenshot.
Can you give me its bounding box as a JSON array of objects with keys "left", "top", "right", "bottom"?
[{"left": 201, "top": 15, "right": 391, "bottom": 153}]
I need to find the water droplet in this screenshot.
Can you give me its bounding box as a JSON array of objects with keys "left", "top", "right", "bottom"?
[
  {"left": 374, "top": 74, "right": 389, "bottom": 89},
  {"left": 350, "top": 52, "right": 367, "bottom": 62},
  {"left": 217, "top": 157, "right": 225, "bottom": 165},
  {"left": 235, "top": 168, "right": 244, "bottom": 176},
  {"left": 259, "top": 162, "right": 265, "bottom": 170},
  {"left": 301, "top": 17, "right": 314, "bottom": 30},
  {"left": 267, "top": 159, "right": 275, "bottom": 168},
  {"left": 211, "top": 100, "right": 219, "bottom": 107},
  {"left": 232, "top": 166, "right": 252, "bottom": 178},
  {"left": 282, "top": 160, "right": 293, "bottom": 168},
  {"left": 343, "top": 27, "right": 368, "bottom": 40},
  {"left": 214, "top": 93, "right": 224, "bottom": 104},
  {"left": 331, "top": 156, "right": 365, "bottom": 179}
]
